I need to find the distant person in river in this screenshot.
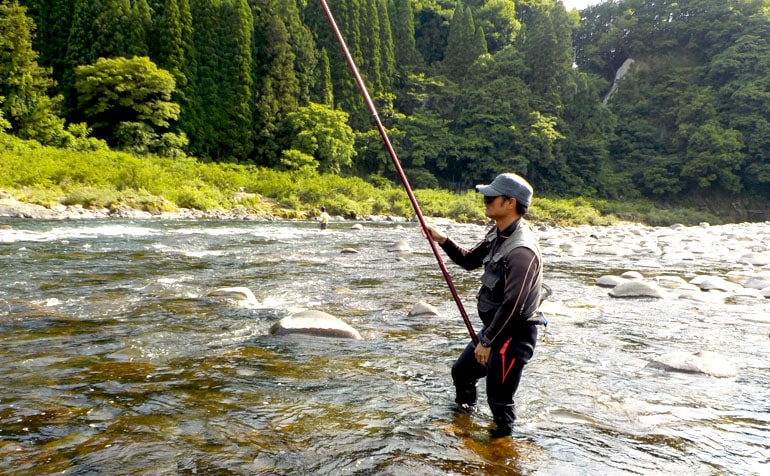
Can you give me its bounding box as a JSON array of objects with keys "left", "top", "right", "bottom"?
[
  {"left": 318, "top": 206, "right": 330, "bottom": 230},
  {"left": 425, "top": 173, "right": 543, "bottom": 438}
]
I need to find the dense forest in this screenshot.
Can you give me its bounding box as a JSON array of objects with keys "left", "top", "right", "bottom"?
[{"left": 2, "top": 0, "right": 769, "bottom": 205}]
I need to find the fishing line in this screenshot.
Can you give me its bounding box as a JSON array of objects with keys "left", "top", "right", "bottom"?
[{"left": 318, "top": 0, "right": 477, "bottom": 344}]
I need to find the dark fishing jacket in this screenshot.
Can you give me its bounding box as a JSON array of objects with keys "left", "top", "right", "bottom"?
[{"left": 440, "top": 218, "right": 543, "bottom": 361}]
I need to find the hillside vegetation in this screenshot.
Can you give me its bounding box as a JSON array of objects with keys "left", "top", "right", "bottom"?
[{"left": 1, "top": 137, "right": 731, "bottom": 226}]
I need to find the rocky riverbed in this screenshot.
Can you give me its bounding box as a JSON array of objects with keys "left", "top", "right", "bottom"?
[{"left": 0, "top": 192, "right": 410, "bottom": 222}]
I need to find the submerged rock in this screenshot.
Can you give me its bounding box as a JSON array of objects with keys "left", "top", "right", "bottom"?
[
  {"left": 649, "top": 350, "right": 737, "bottom": 377},
  {"left": 388, "top": 239, "right": 413, "bottom": 253}
]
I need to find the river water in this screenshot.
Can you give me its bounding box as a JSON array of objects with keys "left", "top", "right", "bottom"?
[{"left": 0, "top": 219, "right": 767, "bottom": 475}]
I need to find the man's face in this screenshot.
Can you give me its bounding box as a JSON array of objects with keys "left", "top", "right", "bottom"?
[{"left": 483, "top": 195, "right": 516, "bottom": 220}]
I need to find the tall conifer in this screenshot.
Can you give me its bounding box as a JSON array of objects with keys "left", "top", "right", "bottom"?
[
  {"left": 93, "top": 0, "right": 133, "bottom": 58},
  {"left": 377, "top": 0, "right": 395, "bottom": 91},
  {"left": 0, "top": 0, "right": 67, "bottom": 143},
  {"left": 252, "top": 0, "right": 299, "bottom": 165},
  {"left": 279, "top": 0, "right": 316, "bottom": 105},
  {"left": 18, "top": 0, "right": 74, "bottom": 88},
  {"left": 361, "top": 0, "right": 383, "bottom": 92},
  {"left": 130, "top": 0, "right": 152, "bottom": 56},
  {"left": 188, "top": 0, "right": 253, "bottom": 161},
  {"left": 444, "top": 2, "right": 485, "bottom": 82},
  {"left": 312, "top": 47, "right": 334, "bottom": 106},
  {"left": 389, "top": 0, "right": 418, "bottom": 68},
  {"left": 62, "top": 0, "right": 101, "bottom": 117}
]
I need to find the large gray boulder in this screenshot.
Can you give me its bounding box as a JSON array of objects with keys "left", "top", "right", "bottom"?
[{"left": 270, "top": 310, "right": 362, "bottom": 339}]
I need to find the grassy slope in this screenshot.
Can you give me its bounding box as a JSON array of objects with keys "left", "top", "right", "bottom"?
[{"left": 0, "top": 140, "right": 746, "bottom": 226}]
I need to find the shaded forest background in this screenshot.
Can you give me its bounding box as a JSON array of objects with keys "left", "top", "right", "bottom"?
[{"left": 2, "top": 0, "right": 770, "bottom": 212}]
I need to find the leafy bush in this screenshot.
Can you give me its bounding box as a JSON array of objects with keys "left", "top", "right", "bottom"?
[
  {"left": 529, "top": 197, "right": 616, "bottom": 226},
  {"left": 173, "top": 184, "right": 222, "bottom": 210},
  {"left": 61, "top": 185, "right": 121, "bottom": 208}
]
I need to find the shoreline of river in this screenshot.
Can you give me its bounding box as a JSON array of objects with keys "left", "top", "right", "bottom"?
[{"left": 0, "top": 195, "right": 417, "bottom": 223}]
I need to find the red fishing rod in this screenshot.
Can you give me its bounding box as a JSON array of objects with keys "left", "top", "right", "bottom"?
[{"left": 318, "top": 0, "right": 478, "bottom": 345}]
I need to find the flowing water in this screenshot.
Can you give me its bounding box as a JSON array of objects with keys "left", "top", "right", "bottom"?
[{"left": 0, "top": 219, "right": 767, "bottom": 475}]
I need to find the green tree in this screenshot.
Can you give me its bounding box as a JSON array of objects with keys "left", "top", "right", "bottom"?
[
  {"left": 150, "top": 0, "right": 196, "bottom": 135},
  {"left": 520, "top": 1, "right": 573, "bottom": 107},
  {"left": 311, "top": 48, "right": 334, "bottom": 106},
  {"left": 559, "top": 72, "right": 617, "bottom": 197},
  {"left": 75, "top": 56, "right": 186, "bottom": 155},
  {"left": 0, "top": 1, "right": 68, "bottom": 144},
  {"left": 389, "top": 110, "right": 459, "bottom": 188},
  {"left": 443, "top": 1, "right": 486, "bottom": 82},
  {"left": 253, "top": 0, "right": 299, "bottom": 165},
  {"left": 93, "top": 0, "right": 135, "bottom": 58},
  {"left": 681, "top": 120, "right": 744, "bottom": 192},
  {"left": 360, "top": 0, "right": 382, "bottom": 92},
  {"left": 476, "top": 0, "right": 519, "bottom": 54},
  {"left": 188, "top": 0, "right": 253, "bottom": 161},
  {"left": 377, "top": 0, "right": 396, "bottom": 92},
  {"left": 62, "top": 0, "right": 101, "bottom": 115},
  {"left": 413, "top": 1, "right": 451, "bottom": 65},
  {"left": 18, "top": 0, "right": 74, "bottom": 88},
  {"left": 282, "top": 102, "right": 356, "bottom": 174},
  {"left": 708, "top": 21, "right": 770, "bottom": 195},
  {"left": 305, "top": 0, "right": 369, "bottom": 127},
  {"left": 283, "top": 0, "right": 317, "bottom": 106},
  {"left": 130, "top": 0, "right": 152, "bottom": 56},
  {"left": 389, "top": 0, "right": 419, "bottom": 68},
  {"left": 450, "top": 48, "right": 532, "bottom": 186}
]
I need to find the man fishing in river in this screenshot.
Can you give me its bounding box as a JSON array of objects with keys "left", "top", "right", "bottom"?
[{"left": 426, "top": 173, "right": 543, "bottom": 438}]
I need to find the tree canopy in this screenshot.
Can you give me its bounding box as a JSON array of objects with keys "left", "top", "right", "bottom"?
[{"left": 1, "top": 0, "right": 768, "bottom": 204}]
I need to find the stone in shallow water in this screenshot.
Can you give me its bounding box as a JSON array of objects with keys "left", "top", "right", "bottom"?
[
  {"left": 743, "top": 276, "right": 770, "bottom": 290},
  {"left": 408, "top": 301, "right": 441, "bottom": 317},
  {"left": 270, "top": 310, "right": 362, "bottom": 339},
  {"left": 596, "top": 275, "right": 626, "bottom": 288},
  {"left": 678, "top": 290, "right": 725, "bottom": 304},
  {"left": 388, "top": 239, "right": 413, "bottom": 253},
  {"left": 649, "top": 350, "right": 737, "bottom": 377},
  {"left": 208, "top": 286, "right": 257, "bottom": 302},
  {"left": 653, "top": 275, "right": 688, "bottom": 289},
  {"left": 559, "top": 242, "right": 585, "bottom": 256},
  {"left": 695, "top": 276, "right": 741, "bottom": 292},
  {"left": 608, "top": 280, "right": 665, "bottom": 299},
  {"left": 739, "top": 252, "right": 770, "bottom": 267}
]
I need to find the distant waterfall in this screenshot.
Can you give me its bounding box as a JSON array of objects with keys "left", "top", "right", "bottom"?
[{"left": 603, "top": 58, "right": 635, "bottom": 104}]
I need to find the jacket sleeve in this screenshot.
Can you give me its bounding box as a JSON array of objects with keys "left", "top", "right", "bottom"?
[
  {"left": 482, "top": 247, "right": 540, "bottom": 344},
  {"left": 439, "top": 237, "right": 488, "bottom": 271}
]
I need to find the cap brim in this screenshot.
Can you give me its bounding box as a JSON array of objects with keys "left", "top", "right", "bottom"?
[{"left": 475, "top": 184, "right": 502, "bottom": 196}]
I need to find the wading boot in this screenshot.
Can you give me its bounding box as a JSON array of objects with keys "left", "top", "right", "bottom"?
[
  {"left": 489, "top": 403, "right": 515, "bottom": 438},
  {"left": 454, "top": 386, "right": 477, "bottom": 414}
]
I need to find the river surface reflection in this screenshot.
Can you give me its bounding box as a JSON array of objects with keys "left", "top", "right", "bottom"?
[{"left": 0, "top": 219, "right": 767, "bottom": 475}]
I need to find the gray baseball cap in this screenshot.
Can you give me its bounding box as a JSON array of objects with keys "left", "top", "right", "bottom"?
[{"left": 475, "top": 173, "right": 533, "bottom": 207}]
